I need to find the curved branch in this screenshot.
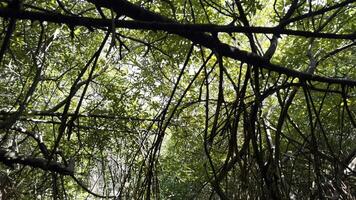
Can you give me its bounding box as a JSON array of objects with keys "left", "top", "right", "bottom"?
[
  {"left": 70, "top": 175, "right": 115, "bottom": 199},
  {"left": 284, "top": 0, "right": 356, "bottom": 24}
]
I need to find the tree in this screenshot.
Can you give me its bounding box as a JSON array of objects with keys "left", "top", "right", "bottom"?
[{"left": 0, "top": 0, "right": 355, "bottom": 199}]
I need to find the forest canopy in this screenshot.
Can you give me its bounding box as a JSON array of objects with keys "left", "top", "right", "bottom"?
[{"left": 0, "top": 0, "right": 355, "bottom": 199}]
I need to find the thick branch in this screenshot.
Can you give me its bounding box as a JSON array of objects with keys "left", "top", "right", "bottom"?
[
  {"left": 87, "top": 0, "right": 356, "bottom": 86},
  {"left": 0, "top": 148, "right": 73, "bottom": 175},
  {"left": 0, "top": 9, "right": 354, "bottom": 40},
  {"left": 1, "top": 8, "right": 355, "bottom": 86}
]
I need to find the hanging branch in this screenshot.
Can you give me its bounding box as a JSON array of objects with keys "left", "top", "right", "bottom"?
[
  {"left": 342, "top": 86, "right": 356, "bottom": 127},
  {"left": 49, "top": 31, "right": 110, "bottom": 161},
  {"left": 0, "top": 23, "right": 46, "bottom": 129},
  {"left": 0, "top": 0, "right": 19, "bottom": 64}
]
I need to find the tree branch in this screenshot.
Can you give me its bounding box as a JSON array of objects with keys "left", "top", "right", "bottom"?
[
  {"left": 0, "top": 148, "right": 73, "bottom": 175},
  {"left": 0, "top": 9, "right": 354, "bottom": 40},
  {"left": 1, "top": 8, "right": 355, "bottom": 86}
]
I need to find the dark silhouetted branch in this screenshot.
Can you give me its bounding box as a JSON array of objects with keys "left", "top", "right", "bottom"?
[
  {"left": 0, "top": 148, "right": 73, "bottom": 175},
  {"left": 0, "top": 9, "right": 355, "bottom": 40}
]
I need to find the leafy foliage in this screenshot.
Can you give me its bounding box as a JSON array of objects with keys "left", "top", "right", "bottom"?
[{"left": 0, "top": 0, "right": 355, "bottom": 199}]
